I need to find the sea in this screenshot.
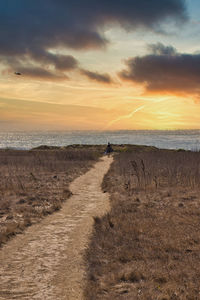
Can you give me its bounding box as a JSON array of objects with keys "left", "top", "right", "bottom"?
[{"left": 0, "top": 130, "right": 200, "bottom": 151}]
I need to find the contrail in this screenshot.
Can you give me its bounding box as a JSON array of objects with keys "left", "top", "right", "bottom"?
[
  {"left": 103, "top": 96, "right": 171, "bottom": 130},
  {"left": 104, "top": 105, "right": 146, "bottom": 129}
]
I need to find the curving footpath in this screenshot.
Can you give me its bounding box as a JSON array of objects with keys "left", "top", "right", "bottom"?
[{"left": 0, "top": 156, "right": 113, "bottom": 300}]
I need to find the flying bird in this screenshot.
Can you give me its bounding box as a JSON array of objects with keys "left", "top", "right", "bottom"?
[{"left": 14, "top": 72, "right": 22, "bottom": 75}]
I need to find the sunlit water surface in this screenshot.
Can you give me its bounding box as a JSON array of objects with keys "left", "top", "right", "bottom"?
[{"left": 0, "top": 130, "right": 200, "bottom": 151}]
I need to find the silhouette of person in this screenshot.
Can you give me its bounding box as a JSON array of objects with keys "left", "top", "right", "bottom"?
[{"left": 105, "top": 142, "right": 113, "bottom": 155}]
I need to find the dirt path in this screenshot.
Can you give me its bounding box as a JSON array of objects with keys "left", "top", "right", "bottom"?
[{"left": 0, "top": 156, "right": 112, "bottom": 300}]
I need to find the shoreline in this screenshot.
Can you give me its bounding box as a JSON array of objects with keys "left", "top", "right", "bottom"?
[
  {"left": 0, "top": 143, "right": 194, "bottom": 152},
  {"left": 1, "top": 130, "right": 200, "bottom": 151}
]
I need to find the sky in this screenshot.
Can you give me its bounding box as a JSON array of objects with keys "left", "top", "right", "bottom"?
[{"left": 0, "top": 0, "right": 200, "bottom": 131}]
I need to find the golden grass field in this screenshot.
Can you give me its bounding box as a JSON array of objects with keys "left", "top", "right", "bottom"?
[
  {"left": 85, "top": 146, "right": 200, "bottom": 300},
  {"left": 0, "top": 146, "right": 101, "bottom": 247},
  {"left": 1, "top": 144, "right": 200, "bottom": 299}
]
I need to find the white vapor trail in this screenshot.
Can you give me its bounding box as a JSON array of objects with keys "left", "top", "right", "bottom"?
[
  {"left": 103, "top": 97, "right": 171, "bottom": 130},
  {"left": 104, "top": 105, "right": 146, "bottom": 129}
]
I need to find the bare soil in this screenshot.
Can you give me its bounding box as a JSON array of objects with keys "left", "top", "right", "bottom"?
[{"left": 0, "top": 155, "right": 112, "bottom": 300}]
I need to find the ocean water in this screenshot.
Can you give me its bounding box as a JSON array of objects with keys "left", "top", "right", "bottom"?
[{"left": 0, "top": 130, "right": 200, "bottom": 151}]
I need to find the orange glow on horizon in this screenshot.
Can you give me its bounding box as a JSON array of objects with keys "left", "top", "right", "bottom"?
[{"left": 0, "top": 73, "right": 200, "bottom": 131}]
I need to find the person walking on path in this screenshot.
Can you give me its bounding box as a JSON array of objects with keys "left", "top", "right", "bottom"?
[{"left": 105, "top": 142, "right": 113, "bottom": 156}]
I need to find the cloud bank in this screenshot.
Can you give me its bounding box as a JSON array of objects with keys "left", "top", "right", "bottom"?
[
  {"left": 119, "top": 43, "right": 200, "bottom": 96},
  {"left": 0, "top": 0, "right": 187, "bottom": 81}
]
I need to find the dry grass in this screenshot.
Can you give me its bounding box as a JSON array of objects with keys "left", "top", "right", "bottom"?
[
  {"left": 85, "top": 146, "right": 200, "bottom": 300},
  {"left": 0, "top": 147, "right": 100, "bottom": 246}
]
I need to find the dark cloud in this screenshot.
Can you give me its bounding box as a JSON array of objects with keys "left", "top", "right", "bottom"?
[
  {"left": 80, "top": 69, "right": 113, "bottom": 84},
  {"left": 147, "top": 43, "right": 177, "bottom": 56},
  {"left": 10, "top": 66, "right": 68, "bottom": 81},
  {"left": 119, "top": 43, "right": 200, "bottom": 95},
  {"left": 0, "top": 0, "right": 187, "bottom": 78},
  {"left": 30, "top": 51, "right": 79, "bottom": 71},
  {"left": 0, "top": 0, "right": 187, "bottom": 53},
  {"left": 2, "top": 52, "right": 78, "bottom": 73},
  {"left": 1, "top": 51, "right": 77, "bottom": 81}
]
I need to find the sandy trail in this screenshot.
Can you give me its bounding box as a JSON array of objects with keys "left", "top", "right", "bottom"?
[{"left": 0, "top": 156, "right": 112, "bottom": 300}]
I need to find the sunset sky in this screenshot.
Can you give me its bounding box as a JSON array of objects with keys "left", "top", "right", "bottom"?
[{"left": 1, "top": 0, "right": 200, "bottom": 130}]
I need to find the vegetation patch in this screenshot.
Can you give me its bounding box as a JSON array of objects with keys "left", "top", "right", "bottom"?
[
  {"left": 0, "top": 147, "right": 101, "bottom": 246},
  {"left": 85, "top": 146, "right": 200, "bottom": 299}
]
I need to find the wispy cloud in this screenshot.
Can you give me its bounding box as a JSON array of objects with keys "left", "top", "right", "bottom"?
[{"left": 80, "top": 69, "right": 113, "bottom": 84}]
